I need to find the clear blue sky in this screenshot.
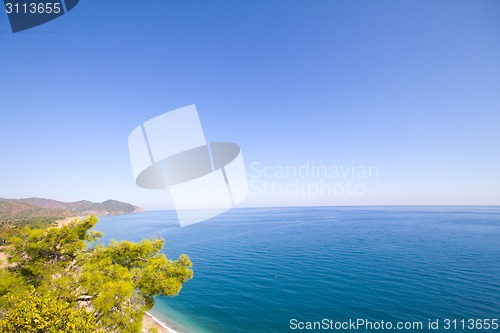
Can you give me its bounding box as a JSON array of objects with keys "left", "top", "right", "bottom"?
[{"left": 1, "top": 0, "right": 499, "bottom": 209}]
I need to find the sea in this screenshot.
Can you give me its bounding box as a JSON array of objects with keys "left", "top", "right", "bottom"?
[{"left": 94, "top": 206, "right": 500, "bottom": 333}]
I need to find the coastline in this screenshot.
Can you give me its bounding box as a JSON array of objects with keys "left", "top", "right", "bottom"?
[{"left": 143, "top": 312, "right": 183, "bottom": 333}]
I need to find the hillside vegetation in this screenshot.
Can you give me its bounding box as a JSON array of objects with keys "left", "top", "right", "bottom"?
[
  {"left": 0, "top": 198, "right": 144, "bottom": 216},
  {"left": 0, "top": 198, "right": 144, "bottom": 244},
  {"left": 0, "top": 202, "right": 74, "bottom": 243}
]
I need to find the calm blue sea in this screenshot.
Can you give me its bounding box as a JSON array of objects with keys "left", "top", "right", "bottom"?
[{"left": 94, "top": 207, "right": 500, "bottom": 333}]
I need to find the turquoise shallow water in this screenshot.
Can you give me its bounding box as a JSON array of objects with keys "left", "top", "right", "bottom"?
[{"left": 95, "top": 207, "right": 500, "bottom": 332}]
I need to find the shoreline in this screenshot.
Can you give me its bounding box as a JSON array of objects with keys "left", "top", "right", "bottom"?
[{"left": 143, "top": 311, "right": 183, "bottom": 333}]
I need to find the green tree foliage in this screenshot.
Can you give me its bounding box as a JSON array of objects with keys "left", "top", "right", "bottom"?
[
  {"left": 0, "top": 289, "right": 99, "bottom": 333},
  {"left": 0, "top": 215, "right": 193, "bottom": 332},
  {"left": 0, "top": 269, "right": 28, "bottom": 318},
  {"left": 0, "top": 217, "right": 60, "bottom": 244}
]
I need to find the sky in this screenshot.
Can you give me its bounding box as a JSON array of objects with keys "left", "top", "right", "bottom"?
[{"left": 1, "top": 0, "right": 499, "bottom": 210}]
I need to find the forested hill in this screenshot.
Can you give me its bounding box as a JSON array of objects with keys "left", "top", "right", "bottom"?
[
  {"left": 0, "top": 198, "right": 144, "bottom": 243},
  {"left": 0, "top": 201, "right": 73, "bottom": 223},
  {"left": 0, "top": 198, "right": 144, "bottom": 217}
]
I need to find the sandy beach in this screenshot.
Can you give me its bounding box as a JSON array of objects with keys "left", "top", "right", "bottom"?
[{"left": 142, "top": 312, "right": 181, "bottom": 333}]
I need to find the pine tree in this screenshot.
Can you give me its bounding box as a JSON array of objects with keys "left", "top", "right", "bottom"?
[{"left": 0, "top": 215, "right": 193, "bottom": 332}]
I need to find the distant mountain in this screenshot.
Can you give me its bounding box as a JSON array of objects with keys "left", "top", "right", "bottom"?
[
  {"left": 0, "top": 198, "right": 144, "bottom": 218},
  {"left": 0, "top": 201, "right": 78, "bottom": 242},
  {"left": 0, "top": 198, "right": 144, "bottom": 243},
  {"left": 0, "top": 201, "right": 74, "bottom": 222}
]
